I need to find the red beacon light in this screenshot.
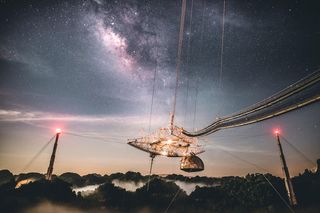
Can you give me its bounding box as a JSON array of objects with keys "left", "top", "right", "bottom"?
[
  {"left": 274, "top": 129, "right": 280, "bottom": 135},
  {"left": 56, "top": 128, "right": 62, "bottom": 134}
]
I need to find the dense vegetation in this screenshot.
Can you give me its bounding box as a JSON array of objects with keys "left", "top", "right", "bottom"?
[{"left": 0, "top": 169, "right": 319, "bottom": 212}]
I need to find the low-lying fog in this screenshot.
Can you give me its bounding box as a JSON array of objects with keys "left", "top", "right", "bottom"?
[
  {"left": 72, "top": 179, "right": 218, "bottom": 196},
  {"left": 72, "top": 184, "right": 101, "bottom": 196},
  {"left": 112, "top": 179, "right": 145, "bottom": 192}
]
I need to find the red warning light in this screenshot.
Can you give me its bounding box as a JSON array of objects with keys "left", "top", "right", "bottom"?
[
  {"left": 56, "top": 128, "right": 62, "bottom": 134},
  {"left": 274, "top": 129, "right": 280, "bottom": 135}
]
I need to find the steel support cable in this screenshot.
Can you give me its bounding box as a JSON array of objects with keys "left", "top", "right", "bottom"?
[
  {"left": 209, "top": 93, "right": 320, "bottom": 135},
  {"left": 261, "top": 174, "right": 295, "bottom": 213},
  {"left": 145, "top": 175, "right": 159, "bottom": 191},
  {"left": 221, "top": 149, "right": 295, "bottom": 213},
  {"left": 194, "top": 71, "right": 320, "bottom": 134},
  {"left": 172, "top": 0, "right": 187, "bottom": 124},
  {"left": 192, "top": 82, "right": 199, "bottom": 130},
  {"left": 65, "top": 131, "right": 127, "bottom": 140},
  {"left": 184, "top": 91, "right": 320, "bottom": 137},
  {"left": 202, "top": 133, "right": 269, "bottom": 148},
  {"left": 183, "top": 71, "right": 320, "bottom": 136},
  {"left": 218, "top": 0, "right": 226, "bottom": 89},
  {"left": 146, "top": 3, "right": 162, "bottom": 192},
  {"left": 183, "top": 0, "right": 194, "bottom": 125},
  {"left": 163, "top": 175, "right": 188, "bottom": 213},
  {"left": 184, "top": 76, "right": 190, "bottom": 125},
  {"left": 215, "top": 70, "right": 320, "bottom": 123},
  {"left": 64, "top": 130, "right": 130, "bottom": 139},
  {"left": 192, "top": 0, "right": 206, "bottom": 131},
  {"left": 148, "top": 34, "right": 158, "bottom": 133},
  {"left": 147, "top": 155, "right": 155, "bottom": 191},
  {"left": 209, "top": 132, "right": 269, "bottom": 139},
  {"left": 21, "top": 135, "right": 56, "bottom": 172},
  {"left": 214, "top": 93, "right": 319, "bottom": 136},
  {"left": 64, "top": 132, "right": 126, "bottom": 145},
  {"left": 281, "top": 136, "right": 317, "bottom": 168},
  {"left": 196, "top": 70, "right": 320, "bottom": 134},
  {"left": 148, "top": 1, "right": 161, "bottom": 134},
  {"left": 215, "top": 0, "right": 227, "bottom": 118}
]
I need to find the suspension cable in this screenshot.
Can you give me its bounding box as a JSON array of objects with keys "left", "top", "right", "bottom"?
[
  {"left": 218, "top": 0, "right": 226, "bottom": 89},
  {"left": 21, "top": 134, "right": 56, "bottom": 172},
  {"left": 163, "top": 175, "right": 188, "bottom": 213},
  {"left": 192, "top": 0, "right": 206, "bottom": 131},
  {"left": 262, "top": 174, "right": 295, "bottom": 213},
  {"left": 205, "top": 70, "right": 320, "bottom": 130},
  {"left": 281, "top": 135, "right": 317, "bottom": 168},
  {"left": 185, "top": 93, "right": 320, "bottom": 137},
  {"left": 192, "top": 78, "right": 199, "bottom": 130},
  {"left": 221, "top": 94, "right": 317, "bottom": 136},
  {"left": 148, "top": 37, "right": 158, "bottom": 133},
  {"left": 208, "top": 72, "right": 320, "bottom": 129},
  {"left": 64, "top": 132, "right": 126, "bottom": 145},
  {"left": 218, "top": 70, "right": 320, "bottom": 123},
  {"left": 183, "top": 0, "right": 194, "bottom": 126},
  {"left": 147, "top": 155, "right": 155, "bottom": 191},
  {"left": 215, "top": 0, "right": 227, "bottom": 118},
  {"left": 210, "top": 94, "right": 320, "bottom": 135},
  {"left": 183, "top": 70, "right": 320, "bottom": 136},
  {"left": 65, "top": 131, "right": 127, "bottom": 140},
  {"left": 148, "top": 1, "right": 161, "bottom": 134},
  {"left": 172, "top": 0, "right": 187, "bottom": 124},
  {"left": 192, "top": 0, "right": 206, "bottom": 130},
  {"left": 221, "top": 149, "right": 295, "bottom": 213}
]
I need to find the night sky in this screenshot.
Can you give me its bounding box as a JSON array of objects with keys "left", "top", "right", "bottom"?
[{"left": 0, "top": 0, "right": 319, "bottom": 177}]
